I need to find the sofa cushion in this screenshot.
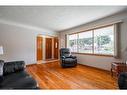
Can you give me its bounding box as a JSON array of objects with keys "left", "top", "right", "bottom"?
[{"left": 0, "top": 71, "right": 37, "bottom": 89}]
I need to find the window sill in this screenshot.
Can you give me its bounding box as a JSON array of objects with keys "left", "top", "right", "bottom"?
[{"left": 71, "top": 52, "right": 114, "bottom": 57}]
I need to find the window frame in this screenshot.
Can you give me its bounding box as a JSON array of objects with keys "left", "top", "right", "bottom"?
[{"left": 66, "top": 24, "right": 115, "bottom": 57}]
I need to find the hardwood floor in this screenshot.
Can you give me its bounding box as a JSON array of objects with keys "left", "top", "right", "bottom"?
[{"left": 26, "top": 61, "right": 118, "bottom": 89}]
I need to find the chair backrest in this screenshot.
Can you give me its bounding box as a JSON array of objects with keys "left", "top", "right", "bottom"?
[{"left": 60, "top": 48, "right": 71, "bottom": 57}]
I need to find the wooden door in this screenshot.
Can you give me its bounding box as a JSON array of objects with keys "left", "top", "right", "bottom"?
[
  {"left": 46, "top": 38, "right": 52, "bottom": 59},
  {"left": 54, "top": 37, "right": 59, "bottom": 59},
  {"left": 37, "top": 36, "right": 43, "bottom": 61}
]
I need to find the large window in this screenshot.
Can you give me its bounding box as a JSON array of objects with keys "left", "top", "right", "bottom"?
[{"left": 67, "top": 25, "right": 115, "bottom": 56}]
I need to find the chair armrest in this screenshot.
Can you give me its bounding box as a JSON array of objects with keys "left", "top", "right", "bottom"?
[
  {"left": 3, "top": 61, "right": 25, "bottom": 75},
  {"left": 61, "top": 56, "right": 66, "bottom": 59}
]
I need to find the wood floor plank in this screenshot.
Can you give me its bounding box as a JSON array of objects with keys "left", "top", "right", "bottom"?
[{"left": 26, "top": 61, "right": 118, "bottom": 89}]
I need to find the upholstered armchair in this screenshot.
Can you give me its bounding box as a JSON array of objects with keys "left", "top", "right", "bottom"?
[{"left": 60, "top": 48, "right": 77, "bottom": 68}]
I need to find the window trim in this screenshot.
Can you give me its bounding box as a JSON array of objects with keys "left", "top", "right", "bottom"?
[
  {"left": 66, "top": 24, "right": 115, "bottom": 57},
  {"left": 68, "top": 24, "right": 114, "bottom": 35}
]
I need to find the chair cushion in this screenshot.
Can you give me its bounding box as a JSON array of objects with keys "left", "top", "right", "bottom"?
[{"left": 64, "top": 58, "right": 76, "bottom": 63}]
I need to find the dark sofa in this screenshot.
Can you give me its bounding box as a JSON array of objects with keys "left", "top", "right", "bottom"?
[{"left": 0, "top": 61, "right": 38, "bottom": 89}]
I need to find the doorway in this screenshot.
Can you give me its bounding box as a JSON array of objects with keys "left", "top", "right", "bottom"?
[
  {"left": 36, "top": 35, "right": 59, "bottom": 63},
  {"left": 37, "top": 36, "right": 43, "bottom": 61},
  {"left": 45, "top": 38, "right": 52, "bottom": 59}
]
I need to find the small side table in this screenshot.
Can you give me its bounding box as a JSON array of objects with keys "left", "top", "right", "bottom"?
[{"left": 111, "top": 62, "right": 127, "bottom": 77}]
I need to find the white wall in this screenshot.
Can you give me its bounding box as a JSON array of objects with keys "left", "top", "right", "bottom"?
[
  {"left": 59, "top": 10, "right": 127, "bottom": 71},
  {"left": 0, "top": 21, "right": 58, "bottom": 65}
]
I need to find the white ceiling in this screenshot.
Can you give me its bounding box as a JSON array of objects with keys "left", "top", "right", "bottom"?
[{"left": 0, "top": 6, "right": 126, "bottom": 32}]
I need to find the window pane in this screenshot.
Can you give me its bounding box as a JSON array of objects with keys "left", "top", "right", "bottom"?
[
  {"left": 94, "top": 26, "right": 114, "bottom": 55},
  {"left": 78, "top": 31, "right": 93, "bottom": 53},
  {"left": 68, "top": 34, "right": 78, "bottom": 52}
]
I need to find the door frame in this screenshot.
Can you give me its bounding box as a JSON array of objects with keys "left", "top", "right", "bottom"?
[{"left": 54, "top": 37, "right": 59, "bottom": 59}]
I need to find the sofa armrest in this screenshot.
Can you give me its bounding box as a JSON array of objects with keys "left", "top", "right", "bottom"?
[{"left": 3, "top": 61, "right": 25, "bottom": 75}]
